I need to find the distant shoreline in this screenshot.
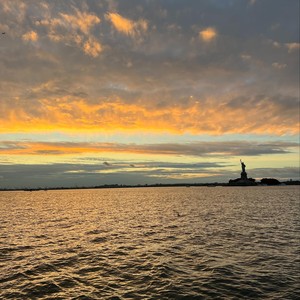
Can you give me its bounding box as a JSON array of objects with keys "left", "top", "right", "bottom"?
[{"left": 0, "top": 181, "right": 299, "bottom": 192}]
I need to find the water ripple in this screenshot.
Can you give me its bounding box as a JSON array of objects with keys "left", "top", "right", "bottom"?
[{"left": 0, "top": 186, "right": 299, "bottom": 299}]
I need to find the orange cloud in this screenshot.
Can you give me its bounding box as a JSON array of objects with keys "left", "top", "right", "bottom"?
[
  {"left": 0, "top": 96, "right": 299, "bottom": 135},
  {"left": 37, "top": 9, "right": 102, "bottom": 57},
  {"left": 83, "top": 38, "right": 102, "bottom": 57},
  {"left": 60, "top": 10, "right": 101, "bottom": 34},
  {"left": 22, "top": 30, "right": 38, "bottom": 41},
  {"left": 199, "top": 27, "right": 217, "bottom": 42},
  {"left": 106, "top": 12, "right": 134, "bottom": 35},
  {"left": 106, "top": 12, "right": 148, "bottom": 37},
  {"left": 1, "top": 1, "right": 27, "bottom": 22}
]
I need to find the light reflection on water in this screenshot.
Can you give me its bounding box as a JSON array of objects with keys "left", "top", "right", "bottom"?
[{"left": 0, "top": 186, "right": 299, "bottom": 299}]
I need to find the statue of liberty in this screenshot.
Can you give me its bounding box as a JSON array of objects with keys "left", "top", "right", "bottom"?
[
  {"left": 240, "top": 159, "right": 246, "bottom": 173},
  {"left": 228, "top": 159, "right": 256, "bottom": 185},
  {"left": 240, "top": 159, "right": 247, "bottom": 179}
]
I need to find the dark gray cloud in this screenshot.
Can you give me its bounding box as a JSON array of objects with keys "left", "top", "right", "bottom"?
[
  {"left": 0, "top": 140, "right": 298, "bottom": 156},
  {"left": 0, "top": 162, "right": 298, "bottom": 189},
  {"left": 130, "top": 141, "right": 298, "bottom": 156},
  {"left": 0, "top": 141, "right": 27, "bottom": 150},
  {"left": 251, "top": 167, "right": 300, "bottom": 180}
]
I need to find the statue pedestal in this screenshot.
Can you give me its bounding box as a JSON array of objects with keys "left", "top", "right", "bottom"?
[
  {"left": 228, "top": 177, "right": 257, "bottom": 186},
  {"left": 241, "top": 171, "right": 248, "bottom": 180},
  {"left": 229, "top": 170, "right": 256, "bottom": 186}
]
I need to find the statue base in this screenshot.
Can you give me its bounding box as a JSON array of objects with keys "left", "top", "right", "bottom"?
[
  {"left": 228, "top": 177, "right": 257, "bottom": 186},
  {"left": 241, "top": 171, "right": 248, "bottom": 180}
]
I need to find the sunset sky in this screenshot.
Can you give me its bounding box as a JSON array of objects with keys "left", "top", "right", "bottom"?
[{"left": 0, "top": 0, "right": 299, "bottom": 188}]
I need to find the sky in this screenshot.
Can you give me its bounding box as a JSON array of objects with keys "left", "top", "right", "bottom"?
[{"left": 0, "top": 0, "right": 299, "bottom": 189}]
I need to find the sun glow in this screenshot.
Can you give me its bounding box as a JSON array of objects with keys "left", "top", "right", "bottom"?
[{"left": 1, "top": 98, "right": 299, "bottom": 135}]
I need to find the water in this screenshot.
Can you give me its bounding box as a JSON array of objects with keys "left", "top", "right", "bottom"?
[{"left": 0, "top": 186, "right": 299, "bottom": 299}]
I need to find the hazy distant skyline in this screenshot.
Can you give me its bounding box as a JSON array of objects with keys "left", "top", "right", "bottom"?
[{"left": 0, "top": 0, "right": 299, "bottom": 188}]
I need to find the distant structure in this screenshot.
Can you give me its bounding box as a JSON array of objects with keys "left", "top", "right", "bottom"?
[
  {"left": 240, "top": 159, "right": 247, "bottom": 180},
  {"left": 260, "top": 178, "right": 280, "bottom": 185},
  {"left": 228, "top": 160, "right": 257, "bottom": 186}
]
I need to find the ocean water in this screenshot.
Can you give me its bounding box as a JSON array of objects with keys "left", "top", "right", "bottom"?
[{"left": 0, "top": 186, "right": 299, "bottom": 299}]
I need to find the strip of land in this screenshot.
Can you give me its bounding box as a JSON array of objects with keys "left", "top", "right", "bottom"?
[{"left": 0, "top": 180, "right": 299, "bottom": 192}]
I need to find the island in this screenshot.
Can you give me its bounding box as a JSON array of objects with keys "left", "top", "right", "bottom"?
[{"left": 228, "top": 160, "right": 257, "bottom": 186}]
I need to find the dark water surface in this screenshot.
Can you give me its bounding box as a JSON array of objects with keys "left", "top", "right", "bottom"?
[{"left": 1, "top": 186, "right": 299, "bottom": 299}]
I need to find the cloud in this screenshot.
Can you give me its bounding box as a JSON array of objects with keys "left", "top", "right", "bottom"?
[
  {"left": 22, "top": 30, "right": 38, "bottom": 41},
  {"left": 0, "top": 162, "right": 210, "bottom": 188},
  {"left": 106, "top": 12, "right": 134, "bottom": 35},
  {"left": 0, "top": 162, "right": 298, "bottom": 189},
  {"left": 38, "top": 9, "right": 101, "bottom": 36},
  {"left": 199, "top": 27, "right": 217, "bottom": 42},
  {"left": 0, "top": 0, "right": 27, "bottom": 23},
  {"left": 250, "top": 167, "right": 300, "bottom": 180},
  {"left": 0, "top": 141, "right": 26, "bottom": 150},
  {"left": 106, "top": 12, "right": 148, "bottom": 37},
  {"left": 285, "top": 43, "right": 300, "bottom": 53},
  {"left": 272, "top": 62, "right": 287, "bottom": 69},
  {"left": 35, "top": 7, "right": 102, "bottom": 57},
  {"left": 0, "top": 161, "right": 222, "bottom": 188},
  {"left": 241, "top": 54, "right": 252, "bottom": 60},
  {"left": 83, "top": 37, "right": 102, "bottom": 57},
  {"left": 0, "top": 92, "right": 299, "bottom": 135},
  {"left": 270, "top": 41, "right": 300, "bottom": 53},
  {"left": 60, "top": 9, "right": 101, "bottom": 34},
  {"left": 0, "top": 140, "right": 297, "bottom": 157}
]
